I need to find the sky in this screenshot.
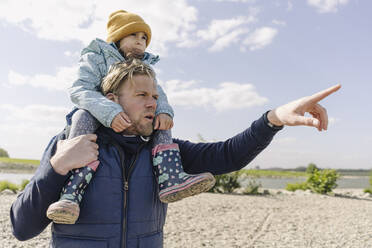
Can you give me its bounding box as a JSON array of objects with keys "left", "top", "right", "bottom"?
[{"left": 0, "top": 0, "right": 371, "bottom": 170}]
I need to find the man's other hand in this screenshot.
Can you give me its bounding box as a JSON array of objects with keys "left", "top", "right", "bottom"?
[
  {"left": 267, "top": 84, "right": 341, "bottom": 131},
  {"left": 50, "top": 134, "right": 99, "bottom": 175}
]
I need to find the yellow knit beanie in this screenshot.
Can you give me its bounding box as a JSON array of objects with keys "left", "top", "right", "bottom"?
[{"left": 106, "top": 10, "right": 152, "bottom": 47}]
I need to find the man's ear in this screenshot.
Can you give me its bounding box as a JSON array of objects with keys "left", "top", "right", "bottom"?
[{"left": 106, "top": 93, "right": 118, "bottom": 103}]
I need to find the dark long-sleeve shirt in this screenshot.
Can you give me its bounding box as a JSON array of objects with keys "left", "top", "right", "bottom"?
[{"left": 10, "top": 114, "right": 281, "bottom": 246}]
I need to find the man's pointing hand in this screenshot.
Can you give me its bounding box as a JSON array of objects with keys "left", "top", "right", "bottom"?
[{"left": 267, "top": 84, "right": 341, "bottom": 131}]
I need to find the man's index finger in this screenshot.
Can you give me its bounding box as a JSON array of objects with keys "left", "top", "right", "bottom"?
[{"left": 309, "top": 84, "right": 341, "bottom": 103}]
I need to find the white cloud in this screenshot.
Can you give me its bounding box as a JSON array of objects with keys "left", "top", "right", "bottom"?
[
  {"left": 307, "top": 0, "right": 349, "bottom": 13},
  {"left": 191, "top": 15, "right": 256, "bottom": 52},
  {"left": 209, "top": 28, "right": 249, "bottom": 52},
  {"left": 7, "top": 66, "right": 78, "bottom": 91},
  {"left": 197, "top": 16, "right": 253, "bottom": 41},
  {"left": 159, "top": 80, "right": 268, "bottom": 111},
  {"left": 272, "top": 19, "right": 287, "bottom": 26},
  {"left": 0, "top": 0, "right": 198, "bottom": 55},
  {"left": 64, "top": 51, "right": 80, "bottom": 58},
  {"left": 0, "top": 104, "right": 70, "bottom": 123},
  {"left": 214, "top": 0, "right": 256, "bottom": 2},
  {"left": 0, "top": 104, "right": 70, "bottom": 159},
  {"left": 287, "top": 1, "right": 294, "bottom": 11},
  {"left": 242, "top": 27, "right": 278, "bottom": 51}
]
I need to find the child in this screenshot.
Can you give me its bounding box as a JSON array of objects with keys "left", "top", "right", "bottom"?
[{"left": 46, "top": 10, "right": 215, "bottom": 224}]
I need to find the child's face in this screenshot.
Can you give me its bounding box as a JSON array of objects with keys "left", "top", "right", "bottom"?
[{"left": 119, "top": 32, "right": 147, "bottom": 58}]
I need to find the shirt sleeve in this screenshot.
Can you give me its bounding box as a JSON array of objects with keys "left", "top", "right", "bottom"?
[
  {"left": 10, "top": 133, "right": 69, "bottom": 241},
  {"left": 174, "top": 114, "right": 281, "bottom": 175},
  {"left": 68, "top": 49, "right": 123, "bottom": 128}
]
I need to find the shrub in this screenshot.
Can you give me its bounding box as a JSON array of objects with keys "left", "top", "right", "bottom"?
[
  {"left": 0, "top": 180, "right": 19, "bottom": 193},
  {"left": 19, "top": 179, "right": 30, "bottom": 191},
  {"left": 243, "top": 178, "right": 262, "bottom": 195},
  {"left": 364, "top": 188, "right": 372, "bottom": 194},
  {"left": 0, "top": 148, "right": 9, "bottom": 158},
  {"left": 306, "top": 169, "right": 339, "bottom": 194},
  {"left": 306, "top": 163, "right": 319, "bottom": 174},
  {"left": 286, "top": 182, "right": 309, "bottom": 192},
  {"left": 363, "top": 170, "right": 372, "bottom": 194},
  {"left": 209, "top": 172, "right": 241, "bottom": 193}
]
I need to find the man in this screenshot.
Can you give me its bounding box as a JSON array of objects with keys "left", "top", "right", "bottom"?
[{"left": 10, "top": 59, "right": 341, "bottom": 247}]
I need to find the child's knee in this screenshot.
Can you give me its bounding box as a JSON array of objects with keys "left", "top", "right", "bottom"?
[{"left": 71, "top": 109, "right": 94, "bottom": 125}]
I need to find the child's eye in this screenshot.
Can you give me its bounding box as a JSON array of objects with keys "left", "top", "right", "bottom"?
[
  {"left": 131, "top": 33, "right": 136, "bottom": 36},
  {"left": 142, "top": 36, "right": 147, "bottom": 40}
]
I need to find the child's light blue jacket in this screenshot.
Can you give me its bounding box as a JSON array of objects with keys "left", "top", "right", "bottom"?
[{"left": 68, "top": 38, "right": 174, "bottom": 128}]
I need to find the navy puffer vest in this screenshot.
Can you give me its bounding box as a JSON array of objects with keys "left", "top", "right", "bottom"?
[{"left": 51, "top": 126, "right": 168, "bottom": 248}]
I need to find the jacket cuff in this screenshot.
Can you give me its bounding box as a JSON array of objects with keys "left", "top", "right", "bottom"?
[
  {"left": 155, "top": 108, "right": 174, "bottom": 119},
  {"left": 105, "top": 108, "right": 123, "bottom": 128},
  {"left": 262, "top": 110, "right": 284, "bottom": 131},
  {"left": 251, "top": 113, "right": 283, "bottom": 146}
]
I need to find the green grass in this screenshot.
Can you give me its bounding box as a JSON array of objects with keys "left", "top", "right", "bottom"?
[
  {"left": 0, "top": 157, "right": 39, "bottom": 173},
  {"left": 0, "top": 180, "right": 20, "bottom": 193},
  {"left": 239, "top": 169, "right": 308, "bottom": 178},
  {"left": 0, "top": 179, "right": 30, "bottom": 193},
  {"left": 0, "top": 157, "right": 40, "bottom": 165}
]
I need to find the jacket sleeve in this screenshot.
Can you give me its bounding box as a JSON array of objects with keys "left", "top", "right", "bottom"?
[
  {"left": 155, "top": 83, "right": 174, "bottom": 118},
  {"left": 68, "top": 43, "right": 123, "bottom": 128},
  {"left": 174, "top": 114, "right": 281, "bottom": 175},
  {"left": 10, "top": 134, "right": 69, "bottom": 241}
]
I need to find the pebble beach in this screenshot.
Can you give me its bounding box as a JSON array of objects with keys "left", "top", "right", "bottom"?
[{"left": 1, "top": 189, "right": 371, "bottom": 248}]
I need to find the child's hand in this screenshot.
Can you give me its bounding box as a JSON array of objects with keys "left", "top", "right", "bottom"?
[
  {"left": 111, "top": 112, "right": 132, "bottom": 132},
  {"left": 154, "top": 114, "right": 173, "bottom": 130}
]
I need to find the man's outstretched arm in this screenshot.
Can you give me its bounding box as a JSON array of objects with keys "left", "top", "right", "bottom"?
[
  {"left": 174, "top": 113, "right": 281, "bottom": 175},
  {"left": 176, "top": 84, "right": 341, "bottom": 175}
]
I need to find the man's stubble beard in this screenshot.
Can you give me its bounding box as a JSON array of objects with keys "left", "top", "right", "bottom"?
[{"left": 122, "top": 119, "right": 154, "bottom": 137}]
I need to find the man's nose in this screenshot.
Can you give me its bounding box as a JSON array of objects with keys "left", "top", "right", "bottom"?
[{"left": 145, "top": 97, "right": 157, "bottom": 109}]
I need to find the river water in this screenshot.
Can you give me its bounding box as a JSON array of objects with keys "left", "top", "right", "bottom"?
[
  {"left": 0, "top": 173, "right": 370, "bottom": 189},
  {"left": 239, "top": 176, "right": 370, "bottom": 189},
  {"left": 0, "top": 173, "right": 33, "bottom": 184}
]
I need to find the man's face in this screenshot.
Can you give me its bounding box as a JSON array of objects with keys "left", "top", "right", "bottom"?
[
  {"left": 119, "top": 32, "right": 147, "bottom": 58},
  {"left": 114, "top": 74, "right": 158, "bottom": 136}
]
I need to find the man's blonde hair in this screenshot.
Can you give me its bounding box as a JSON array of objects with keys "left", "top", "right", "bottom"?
[{"left": 101, "top": 58, "right": 155, "bottom": 96}]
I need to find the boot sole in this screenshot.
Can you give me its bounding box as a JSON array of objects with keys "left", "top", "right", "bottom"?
[
  {"left": 159, "top": 173, "right": 216, "bottom": 203},
  {"left": 46, "top": 199, "right": 80, "bottom": 224}
]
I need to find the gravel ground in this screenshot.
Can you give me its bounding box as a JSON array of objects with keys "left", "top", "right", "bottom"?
[{"left": 1, "top": 189, "right": 371, "bottom": 248}]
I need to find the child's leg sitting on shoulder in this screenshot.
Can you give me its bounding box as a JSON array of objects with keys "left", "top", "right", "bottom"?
[
  {"left": 46, "top": 109, "right": 100, "bottom": 224},
  {"left": 152, "top": 129, "right": 216, "bottom": 203}
]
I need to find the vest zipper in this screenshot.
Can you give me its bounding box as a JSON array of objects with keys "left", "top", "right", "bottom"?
[
  {"left": 122, "top": 144, "right": 145, "bottom": 248},
  {"left": 110, "top": 141, "right": 145, "bottom": 248}
]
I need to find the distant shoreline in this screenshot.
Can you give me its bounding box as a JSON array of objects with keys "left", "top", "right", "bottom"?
[
  {"left": 0, "top": 162, "right": 38, "bottom": 174},
  {"left": 0, "top": 162, "right": 370, "bottom": 177}
]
